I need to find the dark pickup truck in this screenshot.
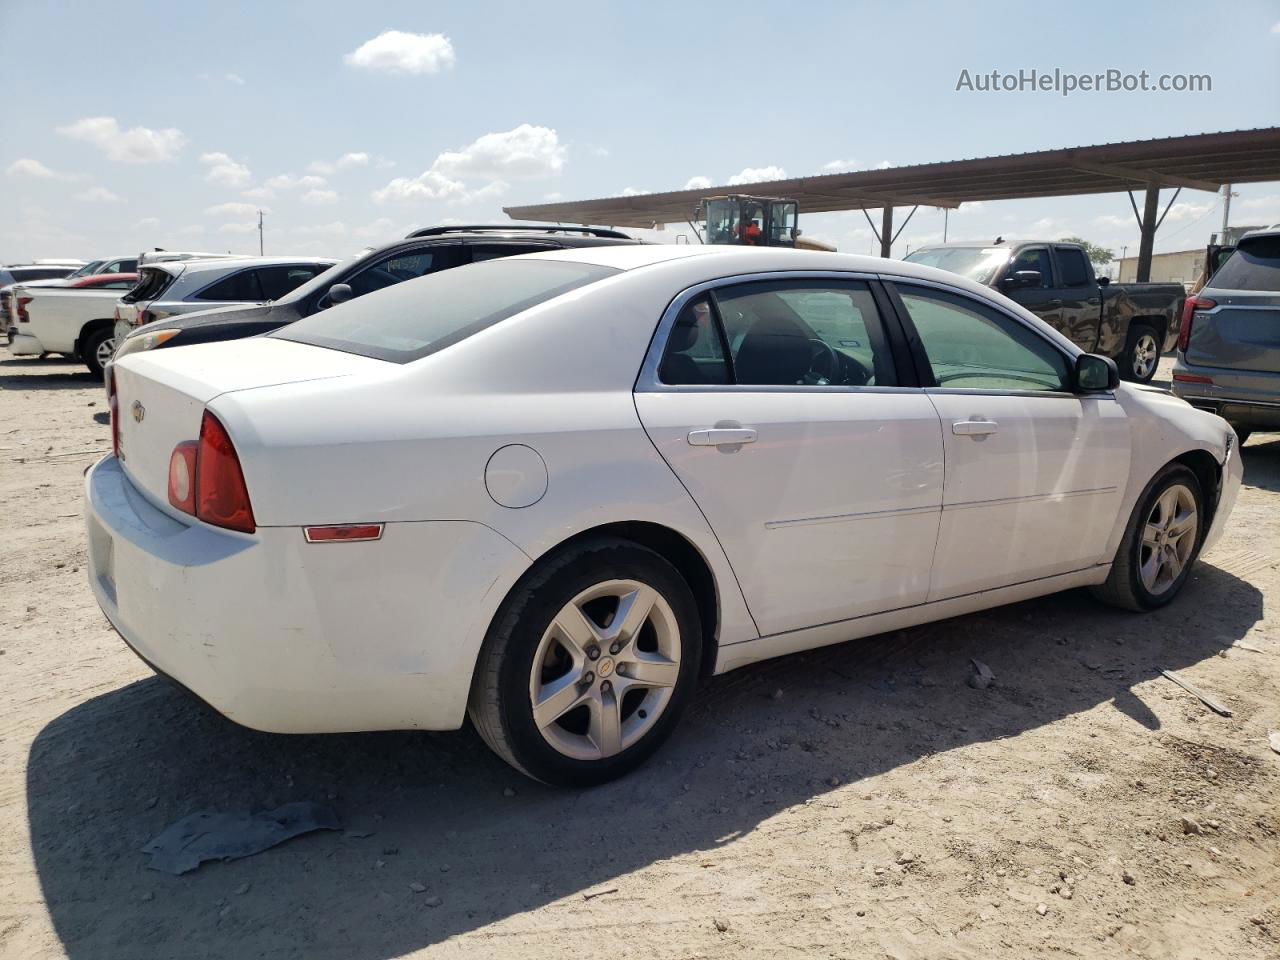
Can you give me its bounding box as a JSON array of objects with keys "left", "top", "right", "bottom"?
[{"left": 904, "top": 241, "right": 1186, "bottom": 382}]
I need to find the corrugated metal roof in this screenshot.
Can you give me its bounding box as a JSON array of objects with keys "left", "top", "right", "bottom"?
[{"left": 504, "top": 128, "right": 1280, "bottom": 228}]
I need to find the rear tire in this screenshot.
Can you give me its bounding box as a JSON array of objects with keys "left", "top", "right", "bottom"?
[
  {"left": 468, "top": 538, "right": 702, "bottom": 787},
  {"left": 82, "top": 328, "right": 115, "bottom": 379},
  {"left": 1120, "top": 323, "right": 1160, "bottom": 383},
  {"left": 1091, "top": 463, "right": 1205, "bottom": 612}
]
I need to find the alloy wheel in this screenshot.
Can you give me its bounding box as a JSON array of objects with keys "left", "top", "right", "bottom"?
[
  {"left": 1131, "top": 333, "right": 1158, "bottom": 380},
  {"left": 1139, "top": 483, "right": 1197, "bottom": 595},
  {"left": 528, "top": 579, "right": 681, "bottom": 761},
  {"left": 96, "top": 337, "right": 116, "bottom": 369}
]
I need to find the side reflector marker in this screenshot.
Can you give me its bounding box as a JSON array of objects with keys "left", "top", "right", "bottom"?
[{"left": 304, "top": 524, "right": 385, "bottom": 544}]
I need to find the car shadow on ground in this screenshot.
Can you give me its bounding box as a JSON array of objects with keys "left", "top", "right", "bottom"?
[
  {"left": 26, "top": 561, "right": 1262, "bottom": 959},
  {"left": 1240, "top": 436, "right": 1280, "bottom": 493},
  {"left": 0, "top": 357, "right": 97, "bottom": 391}
]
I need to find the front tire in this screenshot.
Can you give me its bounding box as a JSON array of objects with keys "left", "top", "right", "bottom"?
[
  {"left": 1121, "top": 323, "right": 1160, "bottom": 383},
  {"left": 468, "top": 538, "right": 702, "bottom": 786},
  {"left": 82, "top": 328, "right": 115, "bottom": 379},
  {"left": 1092, "top": 463, "right": 1205, "bottom": 611}
]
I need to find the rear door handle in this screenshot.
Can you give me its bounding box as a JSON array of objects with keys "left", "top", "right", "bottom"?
[
  {"left": 953, "top": 419, "right": 999, "bottom": 437},
  {"left": 688, "top": 428, "right": 757, "bottom": 447},
  {"left": 1047, "top": 298, "right": 1063, "bottom": 306}
]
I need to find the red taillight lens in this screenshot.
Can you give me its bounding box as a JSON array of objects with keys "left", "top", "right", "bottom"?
[
  {"left": 167, "top": 441, "right": 198, "bottom": 514},
  {"left": 1178, "top": 296, "right": 1215, "bottom": 353},
  {"left": 17, "top": 295, "right": 32, "bottom": 322},
  {"left": 107, "top": 369, "right": 121, "bottom": 457},
  {"left": 304, "top": 524, "right": 384, "bottom": 543},
  {"left": 195, "top": 411, "right": 255, "bottom": 533}
]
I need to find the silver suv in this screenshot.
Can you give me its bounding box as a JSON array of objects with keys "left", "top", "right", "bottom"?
[
  {"left": 1173, "top": 229, "right": 1280, "bottom": 444},
  {"left": 113, "top": 256, "right": 336, "bottom": 346}
]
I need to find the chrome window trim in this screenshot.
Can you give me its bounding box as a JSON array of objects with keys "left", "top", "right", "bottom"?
[{"left": 635, "top": 269, "right": 894, "bottom": 394}]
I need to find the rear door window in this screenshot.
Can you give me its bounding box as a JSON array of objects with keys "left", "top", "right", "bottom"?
[
  {"left": 467, "top": 243, "right": 559, "bottom": 263},
  {"left": 1055, "top": 247, "right": 1091, "bottom": 287},
  {"left": 122, "top": 268, "right": 177, "bottom": 303},
  {"left": 345, "top": 247, "right": 463, "bottom": 299},
  {"left": 1209, "top": 235, "right": 1280, "bottom": 291},
  {"left": 196, "top": 269, "right": 264, "bottom": 302}
]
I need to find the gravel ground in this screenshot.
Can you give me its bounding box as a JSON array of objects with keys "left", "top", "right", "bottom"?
[{"left": 1, "top": 352, "right": 1278, "bottom": 960}]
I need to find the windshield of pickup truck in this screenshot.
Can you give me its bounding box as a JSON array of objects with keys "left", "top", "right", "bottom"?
[{"left": 904, "top": 246, "right": 1010, "bottom": 285}]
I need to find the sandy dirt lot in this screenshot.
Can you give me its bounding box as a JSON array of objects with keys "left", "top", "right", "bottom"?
[{"left": 1, "top": 353, "right": 1277, "bottom": 960}]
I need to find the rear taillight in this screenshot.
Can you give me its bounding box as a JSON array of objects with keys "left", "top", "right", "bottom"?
[
  {"left": 17, "top": 295, "right": 32, "bottom": 322},
  {"left": 194, "top": 411, "right": 255, "bottom": 533},
  {"left": 167, "top": 441, "right": 198, "bottom": 514},
  {"left": 107, "top": 370, "right": 121, "bottom": 457},
  {"left": 1173, "top": 372, "right": 1214, "bottom": 385},
  {"left": 1178, "top": 296, "right": 1215, "bottom": 352},
  {"left": 134, "top": 309, "right": 151, "bottom": 328}
]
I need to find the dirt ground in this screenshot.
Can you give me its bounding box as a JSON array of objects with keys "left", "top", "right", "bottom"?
[{"left": 1, "top": 352, "right": 1277, "bottom": 960}]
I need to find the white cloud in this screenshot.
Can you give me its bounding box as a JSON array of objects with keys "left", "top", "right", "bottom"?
[
  {"left": 876, "top": 160, "right": 893, "bottom": 169},
  {"left": 589, "top": 145, "right": 610, "bottom": 158},
  {"left": 5, "top": 157, "right": 77, "bottom": 180},
  {"left": 57, "top": 116, "right": 186, "bottom": 164},
  {"left": 176, "top": 224, "right": 205, "bottom": 236},
  {"left": 200, "top": 152, "right": 252, "bottom": 187},
  {"left": 225, "top": 72, "right": 245, "bottom": 85},
  {"left": 218, "top": 222, "right": 258, "bottom": 234},
  {"left": 344, "top": 30, "right": 456, "bottom": 75},
  {"left": 353, "top": 217, "right": 398, "bottom": 240},
  {"left": 75, "top": 186, "right": 123, "bottom": 203},
  {"left": 292, "top": 221, "right": 348, "bottom": 236},
  {"left": 621, "top": 187, "right": 650, "bottom": 196},
  {"left": 265, "top": 173, "right": 327, "bottom": 190},
  {"left": 821, "top": 159, "right": 858, "bottom": 173},
  {"left": 1161, "top": 201, "right": 1214, "bottom": 223},
  {"left": 308, "top": 152, "right": 371, "bottom": 175},
  {"left": 1273, "top": 20, "right": 1280, "bottom": 33},
  {"left": 433, "top": 124, "right": 566, "bottom": 180},
  {"left": 302, "top": 189, "right": 339, "bottom": 205},
  {"left": 372, "top": 169, "right": 507, "bottom": 206},
  {"left": 134, "top": 217, "right": 160, "bottom": 230},
  {"left": 684, "top": 175, "right": 712, "bottom": 190},
  {"left": 205, "top": 201, "right": 265, "bottom": 217},
  {"left": 543, "top": 191, "right": 563, "bottom": 201},
  {"left": 727, "top": 165, "right": 787, "bottom": 185},
  {"left": 242, "top": 186, "right": 275, "bottom": 202}
]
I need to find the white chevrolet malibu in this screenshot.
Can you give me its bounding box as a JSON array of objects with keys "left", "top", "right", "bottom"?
[{"left": 85, "top": 245, "right": 1241, "bottom": 785}]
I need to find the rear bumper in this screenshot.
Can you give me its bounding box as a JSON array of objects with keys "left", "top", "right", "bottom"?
[
  {"left": 1202, "top": 430, "right": 1243, "bottom": 556},
  {"left": 9, "top": 332, "right": 44, "bottom": 355},
  {"left": 84, "top": 455, "right": 531, "bottom": 733},
  {"left": 1171, "top": 357, "right": 1280, "bottom": 431}
]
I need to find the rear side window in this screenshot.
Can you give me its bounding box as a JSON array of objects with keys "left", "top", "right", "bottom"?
[
  {"left": 275, "top": 258, "right": 619, "bottom": 363},
  {"left": 10, "top": 267, "right": 72, "bottom": 282},
  {"left": 256, "top": 264, "right": 327, "bottom": 300},
  {"left": 1209, "top": 236, "right": 1280, "bottom": 291},
  {"left": 196, "top": 269, "right": 264, "bottom": 302},
  {"left": 1056, "top": 247, "right": 1091, "bottom": 286},
  {"left": 122, "top": 268, "right": 177, "bottom": 303}
]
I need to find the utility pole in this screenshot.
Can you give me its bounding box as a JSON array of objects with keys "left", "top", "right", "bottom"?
[
  {"left": 1219, "top": 183, "right": 1232, "bottom": 243},
  {"left": 257, "top": 209, "right": 264, "bottom": 256},
  {"left": 942, "top": 207, "right": 949, "bottom": 243}
]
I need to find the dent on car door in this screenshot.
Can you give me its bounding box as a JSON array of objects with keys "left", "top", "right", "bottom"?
[
  {"left": 888, "top": 282, "right": 1131, "bottom": 600},
  {"left": 634, "top": 276, "right": 944, "bottom": 638}
]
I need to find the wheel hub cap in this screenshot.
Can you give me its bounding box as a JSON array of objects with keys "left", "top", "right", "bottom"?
[
  {"left": 529, "top": 579, "right": 681, "bottom": 761},
  {"left": 1139, "top": 483, "right": 1197, "bottom": 596}
]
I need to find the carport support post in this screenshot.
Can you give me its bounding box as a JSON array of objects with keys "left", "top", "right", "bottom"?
[
  {"left": 880, "top": 206, "right": 893, "bottom": 258},
  {"left": 1136, "top": 185, "right": 1159, "bottom": 283}
]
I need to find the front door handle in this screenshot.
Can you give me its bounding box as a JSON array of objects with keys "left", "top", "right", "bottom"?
[
  {"left": 688, "top": 428, "right": 757, "bottom": 447},
  {"left": 953, "top": 419, "right": 999, "bottom": 437},
  {"left": 1047, "top": 298, "right": 1063, "bottom": 307}
]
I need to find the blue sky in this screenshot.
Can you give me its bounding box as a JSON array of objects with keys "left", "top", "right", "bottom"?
[{"left": 2, "top": 0, "right": 1278, "bottom": 265}]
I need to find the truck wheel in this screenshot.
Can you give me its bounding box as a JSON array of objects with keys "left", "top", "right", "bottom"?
[
  {"left": 82, "top": 329, "right": 115, "bottom": 380},
  {"left": 1121, "top": 324, "right": 1160, "bottom": 383}
]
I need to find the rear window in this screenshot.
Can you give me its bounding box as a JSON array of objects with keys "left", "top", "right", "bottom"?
[
  {"left": 274, "top": 258, "right": 619, "bottom": 363},
  {"left": 123, "top": 267, "right": 177, "bottom": 303},
  {"left": 1209, "top": 236, "right": 1280, "bottom": 292}
]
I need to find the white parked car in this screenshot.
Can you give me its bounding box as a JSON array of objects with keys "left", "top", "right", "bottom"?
[
  {"left": 85, "top": 245, "right": 1242, "bottom": 785},
  {"left": 113, "top": 256, "right": 336, "bottom": 346}
]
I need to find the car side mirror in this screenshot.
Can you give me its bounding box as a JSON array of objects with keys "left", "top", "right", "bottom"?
[
  {"left": 1075, "top": 353, "right": 1119, "bottom": 392},
  {"left": 327, "top": 283, "right": 353, "bottom": 305},
  {"left": 1001, "top": 270, "right": 1041, "bottom": 289},
  {"left": 1097, "top": 276, "right": 1111, "bottom": 286}
]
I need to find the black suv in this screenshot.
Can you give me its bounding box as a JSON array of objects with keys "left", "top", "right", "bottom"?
[{"left": 110, "top": 226, "right": 638, "bottom": 360}]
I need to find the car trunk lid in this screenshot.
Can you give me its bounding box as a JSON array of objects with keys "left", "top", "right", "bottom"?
[{"left": 112, "top": 337, "right": 387, "bottom": 516}]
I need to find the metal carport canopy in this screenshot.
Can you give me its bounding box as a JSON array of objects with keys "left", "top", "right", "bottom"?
[{"left": 504, "top": 128, "right": 1280, "bottom": 279}]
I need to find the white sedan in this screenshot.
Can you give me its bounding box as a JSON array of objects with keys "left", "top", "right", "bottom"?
[{"left": 85, "top": 245, "right": 1242, "bottom": 785}]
